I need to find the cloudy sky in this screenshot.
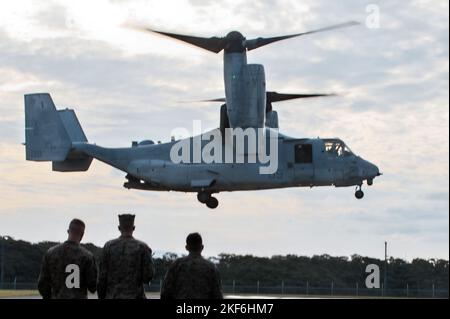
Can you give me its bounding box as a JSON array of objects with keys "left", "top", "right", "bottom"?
[{"left": 0, "top": 0, "right": 448, "bottom": 260}]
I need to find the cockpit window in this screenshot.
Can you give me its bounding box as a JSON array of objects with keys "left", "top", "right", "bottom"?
[{"left": 324, "top": 140, "right": 353, "bottom": 157}]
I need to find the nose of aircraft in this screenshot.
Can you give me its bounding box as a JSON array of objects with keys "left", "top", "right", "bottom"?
[
  {"left": 368, "top": 162, "right": 380, "bottom": 178},
  {"left": 359, "top": 158, "right": 381, "bottom": 185}
]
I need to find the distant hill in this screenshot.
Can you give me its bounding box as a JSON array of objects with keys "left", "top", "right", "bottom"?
[{"left": 0, "top": 236, "right": 448, "bottom": 296}]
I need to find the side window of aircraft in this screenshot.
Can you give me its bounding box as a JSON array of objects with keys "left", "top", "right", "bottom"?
[{"left": 295, "top": 144, "right": 313, "bottom": 163}]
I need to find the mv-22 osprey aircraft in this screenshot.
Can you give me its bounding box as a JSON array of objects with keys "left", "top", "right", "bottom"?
[{"left": 24, "top": 21, "right": 381, "bottom": 209}]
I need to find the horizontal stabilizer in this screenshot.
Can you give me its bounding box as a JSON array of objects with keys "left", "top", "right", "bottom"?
[{"left": 52, "top": 156, "right": 93, "bottom": 172}]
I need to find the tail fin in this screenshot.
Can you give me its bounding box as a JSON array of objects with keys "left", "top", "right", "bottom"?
[{"left": 24, "top": 93, "right": 92, "bottom": 171}]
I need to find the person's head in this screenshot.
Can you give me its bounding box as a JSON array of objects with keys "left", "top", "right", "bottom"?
[
  {"left": 67, "top": 219, "right": 85, "bottom": 243},
  {"left": 118, "top": 214, "right": 135, "bottom": 236},
  {"left": 185, "top": 232, "right": 204, "bottom": 254}
]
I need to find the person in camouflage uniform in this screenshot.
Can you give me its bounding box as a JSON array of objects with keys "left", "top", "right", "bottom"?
[
  {"left": 37, "top": 219, "right": 97, "bottom": 299},
  {"left": 161, "top": 232, "right": 223, "bottom": 299},
  {"left": 97, "top": 214, "right": 154, "bottom": 299}
]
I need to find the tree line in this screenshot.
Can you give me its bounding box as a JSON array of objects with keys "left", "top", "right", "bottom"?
[{"left": 0, "top": 236, "right": 448, "bottom": 292}]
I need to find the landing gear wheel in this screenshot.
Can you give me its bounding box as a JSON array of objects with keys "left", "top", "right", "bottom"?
[
  {"left": 355, "top": 189, "right": 364, "bottom": 199},
  {"left": 197, "top": 192, "right": 210, "bottom": 204},
  {"left": 206, "top": 197, "right": 219, "bottom": 209}
]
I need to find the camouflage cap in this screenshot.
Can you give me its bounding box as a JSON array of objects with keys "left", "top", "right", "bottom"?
[{"left": 118, "top": 214, "right": 135, "bottom": 228}]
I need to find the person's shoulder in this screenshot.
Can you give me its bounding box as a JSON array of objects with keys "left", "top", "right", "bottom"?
[
  {"left": 178, "top": 255, "right": 217, "bottom": 272},
  {"left": 167, "top": 255, "right": 187, "bottom": 266},
  {"left": 132, "top": 238, "right": 152, "bottom": 251},
  {"left": 200, "top": 257, "right": 217, "bottom": 269},
  {"left": 104, "top": 237, "right": 121, "bottom": 248},
  {"left": 46, "top": 242, "right": 63, "bottom": 256},
  {"left": 195, "top": 256, "right": 218, "bottom": 272},
  {"left": 79, "top": 245, "right": 94, "bottom": 258},
  {"left": 180, "top": 254, "right": 211, "bottom": 266}
]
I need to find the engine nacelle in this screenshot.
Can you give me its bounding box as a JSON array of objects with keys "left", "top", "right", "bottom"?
[
  {"left": 265, "top": 110, "right": 279, "bottom": 129},
  {"left": 226, "top": 64, "right": 266, "bottom": 129}
]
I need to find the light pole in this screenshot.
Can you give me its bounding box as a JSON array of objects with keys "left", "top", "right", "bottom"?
[
  {"left": 0, "top": 236, "right": 5, "bottom": 288},
  {"left": 384, "top": 241, "right": 388, "bottom": 295},
  {"left": 0, "top": 236, "right": 9, "bottom": 289}
]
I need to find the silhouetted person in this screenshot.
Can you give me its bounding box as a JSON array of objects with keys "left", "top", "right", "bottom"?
[
  {"left": 38, "top": 219, "right": 97, "bottom": 299},
  {"left": 161, "top": 232, "right": 223, "bottom": 299},
  {"left": 97, "top": 214, "right": 154, "bottom": 299}
]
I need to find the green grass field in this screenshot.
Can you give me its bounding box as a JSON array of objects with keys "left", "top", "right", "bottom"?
[
  {"left": 0, "top": 290, "right": 40, "bottom": 298},
  {"left": 0, "top": 290, "right": 428, "bottom": 299}
]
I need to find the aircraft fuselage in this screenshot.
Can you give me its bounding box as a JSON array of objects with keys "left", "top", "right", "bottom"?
[{"left": 72, "top": 130, "right": 380, "bottom": 194}]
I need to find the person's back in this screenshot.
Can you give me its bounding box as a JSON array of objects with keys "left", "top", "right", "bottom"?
[
  {"left": 98, "top": 236, "right": 153, "bottom": 298},
  {"left": 161, "top": 233, "right": 222, "bottom": 299},
  {"left": 97, "top": 214, "right": 154, "bottom": 299},
  {"left": 38, "top": 219, "right": 97, "bottom": 299}
]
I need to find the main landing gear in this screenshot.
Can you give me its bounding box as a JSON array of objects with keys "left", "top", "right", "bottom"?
[
  {"left": 197, "top": 191, "right": 219, "bottom": 209},
  {"left": 355, "top": 185, "right": 364, "bottom": 199}
]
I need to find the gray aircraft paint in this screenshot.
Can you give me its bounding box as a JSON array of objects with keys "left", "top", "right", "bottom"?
[
  {"left": 24, "top": 93, "right": 379, "bottom": 197},
  {"left": 224, "top": 52, "right": 266, "bottom": 129},
  {"left": 24, "top": 23, "right": 381, "bottom": 207}
]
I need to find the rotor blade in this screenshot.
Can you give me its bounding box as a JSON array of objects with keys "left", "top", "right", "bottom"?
[
  {"left": 177, "top": 98, "right": 226, "bottom": 104},
  {"left": 245, "top": 21, "right": 360, "bottom": 51},
  {"left": 140, "top": 28, "right": 226, "bottom": 53},
  {"left": 192, "top": 92, "right": 335, "bottom": 104},
  {"left": 198, "top": 98, "right": 226, "bottom": 102},
  {"left": 267, "top": 92, "right": 336, "bottom": 102}
]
